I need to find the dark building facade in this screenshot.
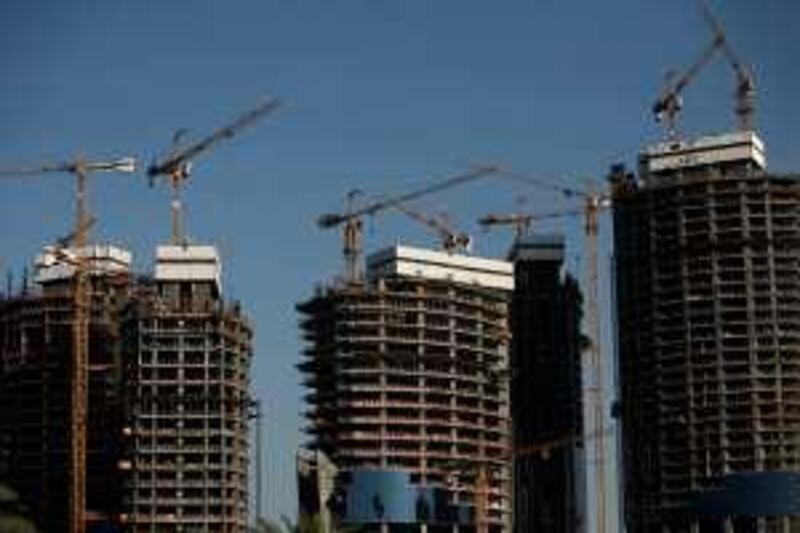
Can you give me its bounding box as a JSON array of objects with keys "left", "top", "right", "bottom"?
[
  {"left": 0, "top": 245, "right": 132, "bottom": 532},
  {"left": 0, "top": 244, "right": 254, "bottom": 533},
  {"left": 509, "top": 234, "right": 585, "bottom": 533},
  {"left": 612, "top": 131, "right": 800, "bottom": 532}
]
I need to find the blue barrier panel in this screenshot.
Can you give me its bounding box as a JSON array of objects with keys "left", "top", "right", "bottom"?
[
  {"left": 344, "top": 469, "right": 461, "bottom": 525},
  {"left": 690, "top": 471, "right": 800, "bottom": 516}
]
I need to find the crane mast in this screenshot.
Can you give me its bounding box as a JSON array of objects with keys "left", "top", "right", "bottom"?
[
  {"left": 71, "top": 162, "right": 90, "bottom": 533},
  {"left": 584, "top": 192, "right": 606, "bottom": 533}
]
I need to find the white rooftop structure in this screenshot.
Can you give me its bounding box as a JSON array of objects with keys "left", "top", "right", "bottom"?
[
  {"left": 34, "top": 244, "right": 132, "bottom": 284},
  {"left": 639, "top": 131, "right": 766, "bottom": 176},
  {"left": 154, "top": 245, "right": 222, "bottom": 293},
  {"left": 367, "top": 244, "right": 514, "bottom": 291}
]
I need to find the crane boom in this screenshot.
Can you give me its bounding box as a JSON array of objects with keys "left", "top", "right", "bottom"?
[
  {"left": 318, "top": 165, "right": 497, "bottom": 282},
  {"left": 0, "top": 158, "right": 137, "bottom": 177},
  {"left": 147, "top": 98, "right": 281, "bottom": 178},
  {"left": 318, "top": 166, "right": 497, "bottom": 228},
  {"left": 479, "top": 209, "right": 583, "bottom": 238},
  {"left": 653, "top": 32, "right": 724, "bottom": 137},
  {"left": 147, "top": 97, "right": 281, "bottom": 244},
  {"left": 488, "top": 165, "right": 586, "bottom": 199}
]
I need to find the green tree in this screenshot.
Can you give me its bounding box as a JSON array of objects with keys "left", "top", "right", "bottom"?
[
  {"left": 281, "top": 514, "right": 325, "bottom": 533},
  {"left": 250, "top": 517, "right": 285, "bottom": 533},
  {"left": 0, "top": 483, "right": 37, "bottom": 533}
]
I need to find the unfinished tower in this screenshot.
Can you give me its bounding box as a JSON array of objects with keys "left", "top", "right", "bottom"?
[
  {"left": 612, "top": 131, "right": 800, "bottom": 532},
  {"left": 0, "top": 245, "right": 132, "bottom": 531},
  {"left": 509, "top": 234, "right": 585, "bottom": 533},
  {"left": 298, "top": 245, "right": 514, "bottom": 532},
  {"left": 121, "top": 245, "right": 253, "bottom": 532}
]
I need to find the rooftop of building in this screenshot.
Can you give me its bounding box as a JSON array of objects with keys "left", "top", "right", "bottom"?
[
  {"left": 509, "top": 233, "right": 565, "bottom": 263},
  {"left": 154, "top": 243, "right": 223, "bottom": 293},
  {"left": 638, "top": 130, "right": 766, "bottom": 183},
  {"left": 366, "top": 243, "right": 514, "bottom": 291}
]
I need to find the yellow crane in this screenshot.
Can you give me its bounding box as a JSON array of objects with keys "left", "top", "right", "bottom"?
[
  {"left": 317, "top": 165, "right": 497, "bottom": 282},
  {"left": 653, "top": 0, "right": 756, "bottom": 136},
  {"left": 147, "top": 98, "right": 281, "bottom": 244},
  {"left": 392, "top": 202, "right": 472, "bottom": 253},
  {"left": 0, "top": 156, "right": 137, "bottom": 533},
  {"left": 478, "top": 209, "right": 583, "bottom": 240},
  {"left": 480, "top": 177, "right": 612, "bottom": 533},
  {"left": 447, "top": 425, "right": 613, "bottom": 533}
]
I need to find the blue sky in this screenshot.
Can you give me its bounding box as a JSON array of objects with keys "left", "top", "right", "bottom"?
[{"left": 1, "top": 0, "right": 797, "bottom": 528}]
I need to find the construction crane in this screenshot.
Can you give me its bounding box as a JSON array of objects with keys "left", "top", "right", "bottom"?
[
  {"left": 317, "top": 165, "right": 498, "bottom": 283},
  {"left": 147, "top": 97, "right": 281, "bottom": 245},
  {"left": 699, "top": 0, "right": 756, "bottom": 131},
  {"left": 392, "top": 202, "right": 472, "bottom": 253},
  {"left": 0, "top": 156, "right": 137, "bottom": 533},
  {"left": 653, "top": 0, "right": 756, "bottom": 137},
  {"left": 479, "top": 172, "right": 612, "bottom": 533},
  {"left": 479, "top": 209, "right": 583, "bottom": 240},
  {"left": 447, "top": 425, "right": 614, "bottom": 533}
]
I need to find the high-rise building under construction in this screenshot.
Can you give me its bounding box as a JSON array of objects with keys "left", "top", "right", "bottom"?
[
  {"left": 0, "top": 243, "right": 254, "bottom": 532},
  {"left": 120, "top": 244, "right": 253, "bottom": 532},
  {"left": 612, "top": 131, "right": 800, "bottom": 532},
  {"left": 298, "top": 244, "right": 514, "bottom": 532},
  {"left": 0, "top": 245, "right": 133, "bottom": 531}
]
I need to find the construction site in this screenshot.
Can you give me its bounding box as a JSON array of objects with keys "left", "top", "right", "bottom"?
[
  {"left": 0, "top": 241, "right": 255, "bottom": 532},
  {"left": 607, "top": 1, "right": 800, "bottom": 531},
  {"left": 0, "top": 101, "right": 275, "bottom": 532},
  {"left": 0, "top": 0, "right": 796, "bottom": 532}
]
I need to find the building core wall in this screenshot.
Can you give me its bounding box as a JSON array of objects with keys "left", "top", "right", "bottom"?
[
  {"left": 612, "top": 133, "right": 800, "bottom": 532},
  {"left": 509, "top": 235, "right": 585, "bottom": 533}
]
